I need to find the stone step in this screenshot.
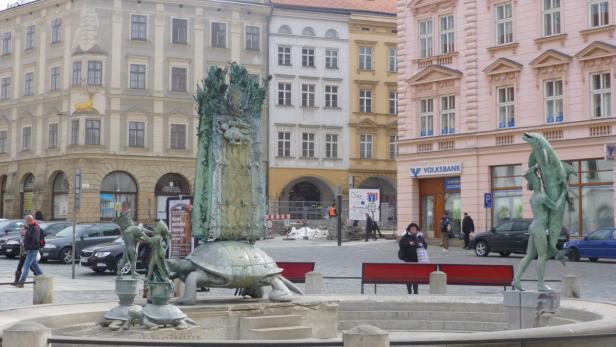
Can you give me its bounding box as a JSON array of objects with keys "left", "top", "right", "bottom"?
[
  {"left": 338, "top": 302, "right": 504, "bottom": 313},
  {"left": 247, "top": 326, "right": 313, "bottom": 340},
  {"left": 338, "top": 310, "right": 505, "bottom": 323},
  {"left": 338, "top": 319, "right": 508, "bottom": 332},
  {"left": 239, "top": 314, "right": 303, "bottom": 330}
]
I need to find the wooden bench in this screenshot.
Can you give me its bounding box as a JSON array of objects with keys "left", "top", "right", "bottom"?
[
  {"left": 439, "top": 264, "right": 514, "bottom": 290},
  {"left": 276, "top": 262, "right": 315, "bottom": 283},
  {"left": 361, "top": 263, "right": 438, "bottom": 294}
]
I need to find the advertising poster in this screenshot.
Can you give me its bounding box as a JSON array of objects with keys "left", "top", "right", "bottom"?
[
  {"left": 166, "top": 196, "right": 193, "bottom": 259},
  {"left": 349, "top": 189, "right": 380, "bottom": 221}
]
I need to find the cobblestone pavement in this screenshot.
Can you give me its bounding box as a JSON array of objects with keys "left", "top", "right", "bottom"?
[{"left": 0, "top": 237, "right": 614, "bottom": 308}]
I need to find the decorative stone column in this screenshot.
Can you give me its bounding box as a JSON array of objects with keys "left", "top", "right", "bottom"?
[
  {"left": 343, "top": 325, "right": 389, "bottom": 347},
  {"left": 3, "top": 322, "right": 50, "bottom": 347},
  {"left": 33, "top": 275, "right": 54, "bottom": 305},
  {"left": 429, "top": 271, "right": 447, "bottom": 294}
]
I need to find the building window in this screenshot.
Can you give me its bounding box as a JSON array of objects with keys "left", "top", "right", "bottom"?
[
  {"left": 50, "top": 66, "right": 61, "bottom": 91},
  {"left": 72, "top": 62, "right": 82, "bottom": 86},
  {"left": 440, "top": 15, "right": 454, "bottom": 54},
  {"left": 0, "top": 130, "right": 6, "bottom": 153},
  {"left": 131, "top": 15, "right": 147, "bottom": 41},
  {"left": 0, "top": 77, "right": 10, "bottom": 100},
  {"left": 277, "top": 131, "right": 290, "bottom": 157},
  {"left": 172, "top": 18, "right": 188, "bottom": 44},
  {"left": 277, "top": 82, "right": 292, "bottom": 106},
  {"left": 389, "top": 91, "right": 398, "bottom": 115},
  {"left": 245, "top": 25, "right": 260, "bottom": 51},
  {"left": 497, "top": 86, "right": 515, "bottom": 128},
  {"left": 48, "top": 123, "right": 58, "bottom": 149},
  {"left": 359, "top": 90, "right": 372, "bottom": 113},
  {"left": 1, "top": 32, "right": 11, "bottom": 56},
  {"left": 51, "top": 18, "right": 62, "bottom": 43},
  {"left": 24, "top": 72, "right": 34, "bottom": 96},
  {"left": 360, "top": 134, "right": 373, "bottom": 159},
  {"left": 129, "top": 64, "right": 146, "bottom": 89},
  {"left": 359, "top": 46, "right": 372, "bottom": 70},
  {"left": 70, "top": 119, "right": 79, "bottom": 145},
  {"left": 591, "top": 72, "right": 611, "bottom": 118},
  {"left": 211, "top": 22, "right": 227, "bottom": 48},
  {"left": 419, "top": 98, "right": 434, "bottom": 137},
  {"left": 128, "top": 121, "right": 145, "bottom": 148},
  {"left": 544, "top": 80, "right": 563, "bottom": 123},
  {"left": 87, "top": 61, "right": 102, "bottom": 86},
  {"left": 100, "top": 171, "right": 137, "bottom": 220},
  {"left": 543, "top": 0, "right": 561, "bottom": 36},
  {"left": 25, "top": 25, "right": 35, "bottom": 50},
  {"left": 496, "top": 3, "right": 513, "bottom": 45},
  {"left": 171, "top": 67, "right": 187, "bottom": 92},
  {"left": 170, "top": 124, "right": 186, "bottom": 149},
  {"left": 85, "top": 119, "right": 100, "bottom": 145},
  {"left": 589, "top": 0, "right": 610, "bottom": 28},
  {"left": 301, "top": 84, "right": 315, "bottom": 107},
  {"left": 389, "top": 135, "right": 398, "bottom": 159},
  {"left": 564, "top": 159, "right": 614, "bottom": 236},
  {"left": 22, "top": 127, "right": 31, "bottom": 151},
  {"left": 440, "top": 95, "right": 455, "bottom": 135},
  {"left": 325, "top": 133, "right": 338, "bottom": 159},
  {"left": 388, "top": 47, "right": 398, "bottom": 72},
  {"left": 419, "top": 19, "right": 433, "bottom": 58},
  {"left": 325, "top": 48, "right": 338, "bottom": 69},
  {"left": 301, "top": 132, "right": 315, "bottom": 158},
  {"left": 491, "top": 165, "right": 523, "bottom": 227},
  {"left": 302, "top": 47, "right": 315, "bottom": 67},
  {"left": 278, "top": 45, "right": 291, "bottom": 66},
  {"left": 325, "top": 85, "right": 338, "bottom": 108}
]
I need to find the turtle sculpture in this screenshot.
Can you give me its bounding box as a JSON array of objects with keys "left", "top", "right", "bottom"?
[
  {"left": 168, "top": 241, "right": 303, "bottom": 305},
  {"left": 122, "top": 305, "right": 197, "bottom": 331}
]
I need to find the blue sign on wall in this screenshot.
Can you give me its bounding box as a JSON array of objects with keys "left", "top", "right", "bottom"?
[
  {"left": 444, "top": 177, "right": 461, "bottom": 191},
  {"left": 484, "top": 193, "right": 492, "bottom": 209}
]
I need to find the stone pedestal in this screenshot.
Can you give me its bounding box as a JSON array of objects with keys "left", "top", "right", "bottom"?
[
  {"left": 429, "top": 271, "right": 447, "bottom": 294},
  {"left": 173, "top": 278, "right": 185, "bottom": 298},
  {"left": 3, "top": 322, "right": 50, "bottom": 347},
  {"left": 562, "top": 275, "right": 580, "bottom": 298},
  {"left": 503, "top": 291, "right": 560, "bottom": 330},
  {"left": 33, "top": 275, "right": 54, "bottom": 305},
  {"left": 305, "top": 271, "right": 323, "bottom": 294},
  {"left": 343, "top": 325, "right": 389, "bottom": 347},
  {"left": 105, "top": 278, "right": 140, "bottom": 322}
]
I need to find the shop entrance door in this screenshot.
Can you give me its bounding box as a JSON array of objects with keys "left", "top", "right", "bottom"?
[{"left": 419, "top": 178, "right": 445, "bottom": 238}]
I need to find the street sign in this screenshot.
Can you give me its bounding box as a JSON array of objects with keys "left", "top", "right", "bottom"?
[
  {"left": 367, "top": 202, "right": 377, "bottom": 213},
  {"left": 74, "top": 169, "right": 81, "bottom": 209},
  {"left": 605, "top": 144, "right": 616, "bottom": 161},
  {"left": 484, "top": 193, "right": 492, "bottom": 209},
  {"left": 266, "top": 219, "right": 273, "bottom": 229}
]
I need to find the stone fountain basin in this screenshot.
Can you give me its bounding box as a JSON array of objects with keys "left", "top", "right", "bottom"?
[{"left": 0, "top": 295, "right": 615, "bottom": 345}]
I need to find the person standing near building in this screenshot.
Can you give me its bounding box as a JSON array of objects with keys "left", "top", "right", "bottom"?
[
  {"left": 328, "top": 201, "right": 337, "bottom": 236},
  {"left": 364, "top": 213, "right": 375, "bottom": 241},
  {"left": 461, "top": 212, "right": 475, "bottom": 250},
  {"left": 399, "top": 223, "right": 420, "bottom": 294},
  {"left": 16, "top": 215, "right": 43, "bottom": 286},
  {"left": 440, "top": 212, "right": 451, "bottom": 251}
]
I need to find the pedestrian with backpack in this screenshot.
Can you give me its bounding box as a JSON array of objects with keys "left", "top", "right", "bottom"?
[{"left": 15, "top": 215, "right": 43, "bottom": 287}]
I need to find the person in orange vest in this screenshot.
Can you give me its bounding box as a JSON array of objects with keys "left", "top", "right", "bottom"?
[{"left": 328, "top": 201, "right": 337, "bottom": 218}]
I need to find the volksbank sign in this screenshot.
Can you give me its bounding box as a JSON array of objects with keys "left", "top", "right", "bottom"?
[{"left": 409, "top": 163, "right": 463, "bottom": 178}]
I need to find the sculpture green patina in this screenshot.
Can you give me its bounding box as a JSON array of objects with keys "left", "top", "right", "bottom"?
[
  {"left": 114, "top": 210, "right": 149, "bottom": 278},
  {"left": 512, "top": 133, "right": 576, "bottom": 291},
  {"left": 192, "top": 63, "right": 269, "bottom": 241}
]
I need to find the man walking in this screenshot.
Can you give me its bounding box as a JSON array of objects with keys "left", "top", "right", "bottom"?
[
  {"left": 16, "top": 215, "right": 43, "bottom": 286},
  {"left": 440, "top": 211, "right": 451, "bottom": 251},
  {"left": 364, "top": 213, "right": 376, "bottom": 242},
  {"left": 462, "top": 212, "right": 475, "bottom": 250}
]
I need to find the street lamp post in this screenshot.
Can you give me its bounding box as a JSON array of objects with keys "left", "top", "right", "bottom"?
[{"left": 336, "top": 186, "right": 342, "bottom": 246}]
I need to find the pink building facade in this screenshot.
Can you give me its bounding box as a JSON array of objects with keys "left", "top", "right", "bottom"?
[{"left": 397, "top": 0, "right": 616, "bottom": 239}]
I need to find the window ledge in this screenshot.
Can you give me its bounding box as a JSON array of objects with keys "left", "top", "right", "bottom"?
[
  {"left": 129, "top": 39, "right": 151, "bottom": 44},
  {"left": 357, "top": 68, "right": 375, "bottom": 73},
  {"left": 323, "top": 157, "right": 341, "bottom": 161},
  {"left": 534, "top": 33, "right": 567, "bottom": 47},
  {"left": 323, "top": 107, "right": 342, "bottom": 110},
  {"left": 278, "top": 63, "right": 292, "bottom": 67},
  {"left": 276, "top": 104, "right": 294, "bottom": 108},
  {"left": 579, "top": 25, "right": 616, "bottom": 40},
  {"left": 300, "top": 157, "right": 318, "bottom": 160},
  {"left": 168, "top": 148, "right": 189, "bottom": 152},
  {"left": 326, "top": 67, "right": 339, "bottom": 70},
  {"left": 302, "top": 65, "right": 316, "bottom": 68},
  {"left": 486, "top": 42, "right": 519, "bottom": 56},
  {"left": 301, "top": 106, "right": 318, "bottom": 109}
]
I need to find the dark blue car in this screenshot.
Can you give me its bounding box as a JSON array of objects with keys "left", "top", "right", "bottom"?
[{"left": 564, "top": 228, "right": 616, "bottom": 262}]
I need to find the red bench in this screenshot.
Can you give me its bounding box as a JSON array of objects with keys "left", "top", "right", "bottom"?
[
  {"left": 276, "top": 262, "right": 315, "bottom": 283},
  {"left": 439, "top": 264, "right": 514, "bottom": 290},
  {"left": 361, "top": 263, "right": 438, "bottom": 294}
]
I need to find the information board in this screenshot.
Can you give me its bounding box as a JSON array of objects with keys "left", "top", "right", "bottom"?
[{"left": 349, "top": 189, "right": 380, "bottom": 221}]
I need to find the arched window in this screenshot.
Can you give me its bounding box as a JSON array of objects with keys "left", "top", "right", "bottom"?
[
  {"left": 324, "top": 29, "right": 339, "bottom": 39},
  {"left": 277, "top": 25, "right": 292, "bottom": 35},
  {"left": 100, "top": 171, "right": 137, "bottom": 220},
  {"left": 20, "top": 174, "right": 35, "bottom": 217},
  {"left": 155, "top": 173, "right": 191, "bottom": 220},
  {"left": 0, "top": 175, "right": 6, "bottom": 218},
  {"left": 52, "top": 172, "right": 69, "bottom": 220},
  {"left": 302, "top": 27, "right": 316, "bottom": 37}
]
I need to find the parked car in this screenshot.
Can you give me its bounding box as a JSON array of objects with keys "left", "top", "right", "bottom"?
[
  {"left": 0, "top": 219, "right": 28, "bottom": 236},
  {"left": 80, "top": 237, "right": 149, "bottom": 274},
  {"left": 564, "top": 228, "right": 616, "bottom": 262},
  {"left": 40, "top": 223, "right": 121, "bottom": 264},
  {"left": 472, "top": 219, "right": 569, "bottom": 257},
  {"left": 0, "top": 221, "right": 71, "bottom": 258}
]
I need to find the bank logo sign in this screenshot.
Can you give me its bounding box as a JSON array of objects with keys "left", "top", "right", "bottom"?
[{"left": 409, "top": 163, "right": 463, "bottom": 178}]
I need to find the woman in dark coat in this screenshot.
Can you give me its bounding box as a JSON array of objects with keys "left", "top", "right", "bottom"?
[{"left": 399, "top": 223, "right": 420, "bottom": 294}]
